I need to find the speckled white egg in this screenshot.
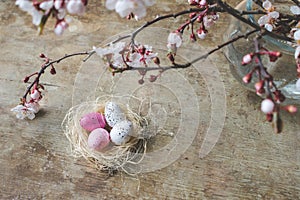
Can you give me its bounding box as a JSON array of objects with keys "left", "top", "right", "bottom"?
[
  {"left": 110, "top": 120, "right": 133, "bottom": 145},
  {"left": 104, "top": 101, "right": 125, "bottom": 127},
  {"left": 87, "top": 128, "right": 110, "bottom": 151}
]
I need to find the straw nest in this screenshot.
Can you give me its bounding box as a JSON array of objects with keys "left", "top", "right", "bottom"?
[{"left": 62, "top": 97, "right": 149, "bottom": 175}]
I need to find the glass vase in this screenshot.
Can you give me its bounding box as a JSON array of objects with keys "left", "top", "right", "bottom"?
[{"left": 223, "top": 0, "right": 300, "bottom": 105}]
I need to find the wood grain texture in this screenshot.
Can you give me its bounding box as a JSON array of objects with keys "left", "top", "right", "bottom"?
[{"left": 0, "top": 1, "right": 299, "bottom": 199}]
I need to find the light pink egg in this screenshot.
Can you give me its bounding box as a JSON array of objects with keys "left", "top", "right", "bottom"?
[
  {"left": 80, "top": 112, "right": 106, "bottom": 132},
  {"left": 87, "top": 128, "right": 110, "bottom": 151}
]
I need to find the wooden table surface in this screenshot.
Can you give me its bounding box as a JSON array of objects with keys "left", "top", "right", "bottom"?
[{"left": 1, "top": 1, "right": 299, "bottom": 199}]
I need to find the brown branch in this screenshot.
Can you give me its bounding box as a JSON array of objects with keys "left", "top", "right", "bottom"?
[{"left": 22, "top": 51, "right": 91, "bottom": 101}]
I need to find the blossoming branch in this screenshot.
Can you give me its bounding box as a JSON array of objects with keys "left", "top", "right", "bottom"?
[{"left": 13, "top": 0, "right": 300, "bottom": 133}]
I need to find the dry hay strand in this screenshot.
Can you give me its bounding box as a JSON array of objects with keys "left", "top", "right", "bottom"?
[{"left": 62, "top": 97, "right": 149, "bottom": 175}]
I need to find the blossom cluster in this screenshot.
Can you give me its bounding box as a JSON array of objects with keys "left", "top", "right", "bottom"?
[
  {"left": 95, "top": 42, "right": 158, "bottom": 68},
  {"left": 105, "top": 0, "right": 155, "bottom": 20},
  {"left": 11, "top": 88, "right": 42, "bottom": 120},
  {"left": 16, "top": 0, "right": 88, "bottom": 35}
]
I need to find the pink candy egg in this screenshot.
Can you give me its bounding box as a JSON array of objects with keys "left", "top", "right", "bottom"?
[
  {"left": 80, "top": 112, "right": 106, "bottom": 132},
  {"left": 87, "top": 128, "right": 110, "bottom": 151}
]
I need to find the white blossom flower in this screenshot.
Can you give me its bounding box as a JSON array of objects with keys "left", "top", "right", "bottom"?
[
  {"left": 67, "top": 0, "right": 86, "bottom": 15},
  {"left": 16, "top": 0, "right": 43, "bottom": 26},
  {"left": 54, "top": 20, "right": 69, "bottom": 35},
  {"left": 264, "top": 23, "right": 273, "bottom": 32},
  {"left": 262, "top": 0, "right": 272, "bottom": 11},
  {"left": 203, "top": 13, "right": 219, "bottom": 29},
  {"left": 127, "top": 45, "right": 157, "bottom": 67},
  {"left": 290, "top": 5, "right": 300, "bottom": 15},
  {"left": 39, "top": 0, "right": 54, "bottom": 10},
  {"left": 257, "top": 1, "right": 279, "bottom": 32},
  {"left": 94, "top": 42, "right": 127, "bottom": 57},
  {"left": 25, "top": 102, "right": 40, "bottom": 114},
  {"left": 167, "top": 32, "right": 182, "bottom": 48},
  {"left": 105, "top": 0, "right": 155, "bottom": 19},
  {"left": 11, "top": 104, "right": 36, "bottom": 120},
  {"left": 294, "top": 29, "right": 300, "bottom": 41}
]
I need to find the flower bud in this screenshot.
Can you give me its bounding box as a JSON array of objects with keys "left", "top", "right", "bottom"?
[
  {"left": 273, "top": 90, "right": 285, "bottom": 103},
  {"left": 266, "top": 113, "right": 273, "bottom": 122},
  {"left": 242, "top": 53, "right": 253, "bottom": 65},
  {"left": 242, "top": 73, "right": 252, "bottom": 84},
  {"left": 149, "top": 75, "right": 157, "bottom": 82},
  {"left": 138, "top": 79, "right": 144, "bottom": 85},
  {"left": 138, "top": 69, "right": 147, "bottom": 76},
  {"left": 167, "top": 53, "right": 175, "bottom": 63},
  {"left": 30, "top": 89, "right": 41, "bottom": 100},
  {"left": 189, "top": 12, "right": 196, "bottom": 19},
  {"left": 50, "top": 67, "right": 56, "bottom": 75},
  {"left": 255, "top": 80, "right": 265, "bottom": 95},
  {"left": 39, "top": 53, "right": 46, "bottom": 58},
  {"left": 23, "top": 76, "right": 30, "bottom": 83},
  {"left": 282, "top": 105, "right": 297, "bottom": 113},
  {"left": 190, "top": 33, "right": 197, "bottom": 42},
  {"left": 261, "top": 98, "right": 275, "bottom": 114},
  {"left": 152, "top": 57, "right": 160, "bottom": 65},
  {"left": 268, "top": 51, "right": 281, "bottom": 62}
]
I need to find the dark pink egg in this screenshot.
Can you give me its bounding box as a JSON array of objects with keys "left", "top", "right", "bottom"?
[
  {"left": 87, "top": 128, "right": 110, "bottom": 151},
  {"left": 80, "top": 112, "right": 106, "bottom": 132}
]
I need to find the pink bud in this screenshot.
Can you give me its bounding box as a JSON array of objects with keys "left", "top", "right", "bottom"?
[
  {"left": 80, "top": 112, "right": 106, "bottom": 132},
  {"left": 273, "top": 90, "right": 285, "bottom": 103},
  {"left": 39, "top": 53, "right": 46, "bottom": 58},
  {"left": 190, "top": 33, "right": 196, "bottom": 42},
  {"left": 255, "top": 80, "right": 265, "bottom": 95},
  {"left": 30, "top": 89, "right": 40, "bottom": 100},
  {"left": 242, "top": 54, "right": 252, "bottom": 65},
  {"left": 255, "top": 80, "right": 264, "bottom": 91},
  {"left": 266, "top": 113, "right": 273, "bottom": 122},
  {"left": 261, "top": 99, "right": 275, "bottom": 114},
  {"left": 167, "top": 53, "right": 175, "bottom": 63},
  {"left": 87, "top": 128, "right": 110, "bottom": 151},
  {"left": 50, "top": 67, "right": 56, "bottom": 75},
  {"left": 149, "top": 75, "right": 157, "bottom": 82},
  {"left": 23, "top": 76, "right": 29, "bottom": 83},
  {"left": 138, "top": 79, "right": 144, "bottom": 84},
  {"left": 242, "top": 73, "right": 252, "bottom": 84},
  {"left": 153, "top": 57, "right": 160, "bottom": 65},
  {"left": 268, "top": 51, "right": 281, "bottom": 62},
  {"left": 283, "top": 105, "right": 297, "bottom": 113}
]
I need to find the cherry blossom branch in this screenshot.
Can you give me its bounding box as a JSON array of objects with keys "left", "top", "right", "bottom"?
[
  {"left": 109, "top": 29, "right": 259, "bottom": 73},
  {"left": 22, "top": 51, "right": 91, "bottom": 101},
  {"left": 216, "top": 0, "right": 294, "bottom": 42},
  {"left": 131, "top": 6, "right": 223, "bottom": 42}
]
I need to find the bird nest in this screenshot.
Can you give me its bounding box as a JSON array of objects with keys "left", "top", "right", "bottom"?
[{"left": 62, "top": 97, "right": 150, "bottom": 175}]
